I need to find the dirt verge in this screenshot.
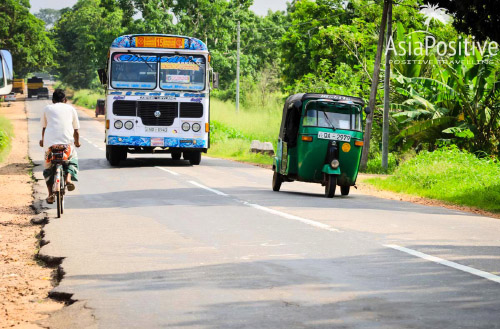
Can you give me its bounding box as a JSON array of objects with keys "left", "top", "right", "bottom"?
[{"left": 0, "top": 96, "right": 63, "bottom": 328}]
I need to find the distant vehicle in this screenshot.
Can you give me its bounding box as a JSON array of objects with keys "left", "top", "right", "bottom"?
[
  {"left": 95, "top": 99, "right": 105, "bottom": 117},
  {"left": 37, "top": 87, "right": 49, "bottom": 99},
  {"left": 272, "top": 93, "right": 371, "bottom": 197},
  {"left": 27, "top": 77, "right": 44, "bottom": 98},
  {"left": 0, "top": 50, "right": 13, "bottom": 96},
  {"left": 101, "top": 34, "right": 219, "bottom": 166},
  {"left": 4, "top": 92, "right": 16, "bottom": 101},
  {"left": 13, "top": 78, "right": 24, "bottom": 94}
]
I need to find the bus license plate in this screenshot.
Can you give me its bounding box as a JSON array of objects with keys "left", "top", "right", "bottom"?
[
  {"left": 145, "top": 127, "right": 168, "bottom": 133},
  {"left": 317, "top": 132, "right": 351, "bottom": 142}
]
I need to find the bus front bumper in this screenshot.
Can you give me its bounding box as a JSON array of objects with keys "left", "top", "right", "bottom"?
[{"left": 108, "top": 135, "right": 207, "bottom": 149}]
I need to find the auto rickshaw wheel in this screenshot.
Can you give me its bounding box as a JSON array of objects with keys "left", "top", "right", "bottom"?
[
  {"left": 340, "top": 185, "right": 350, "bottom": 196},
  {"left": 325, "top": 175, "right": 337, "bottom": 198},
  {"left": 272, "top": 171, "right": 282, "bottom": 192}
]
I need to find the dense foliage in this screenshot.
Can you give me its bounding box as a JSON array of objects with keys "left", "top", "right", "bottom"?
[
  {"left": 14, "top": 0, "right": 500, "bottom": 160},
  {"left": 53, "top": 0, "right": 126, "bottom": 88},
  {"left": 428, "top": 0, "right": 500, "bottom": 43},
  {"left": 34, "top": 8, "right": 61, "bottom": 28},
  {"left": 0, "top": 0, "right": 55, "bottom": 77}
]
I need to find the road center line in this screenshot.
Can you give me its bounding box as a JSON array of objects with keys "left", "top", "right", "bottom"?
[
  {"left": 384, "top": 244, "right": 500, "bottom": 284},
  {"left": 242, "top": 201, "right": 341, "bottom": 232},
  {"left": 155, "top": 166, "right": 180, "bottom": 176},
  {"left": 188, "top": 181, "right": 228, "bottom": 196},
  {"left": 187, "top": 180, "right": 341, "bottom": 232}
]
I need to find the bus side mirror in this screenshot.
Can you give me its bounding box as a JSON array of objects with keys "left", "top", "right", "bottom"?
[
  {"left": 364, "top": 107, "right": 371, "bottom": 115},
  {"left": 212, "top": 72, "right": 219, "bottom": 89},
  {"left": 98, "top": 68, "right": 107, "bottom": 85}
]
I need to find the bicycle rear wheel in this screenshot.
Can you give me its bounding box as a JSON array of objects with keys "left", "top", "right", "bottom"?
[
  {"left": 60, "top": 168, "right": 65, "bottom": 214},
  {"left": 56, "top": 191, "right": 61, "bottom": 218},
  {"left": 60, "top": 193, "right": 64, "bottom": 214}
]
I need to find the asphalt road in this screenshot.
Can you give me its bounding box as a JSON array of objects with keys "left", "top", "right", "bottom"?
[{"left": 27, "top": 99, "right": 500, "bottom": 328}]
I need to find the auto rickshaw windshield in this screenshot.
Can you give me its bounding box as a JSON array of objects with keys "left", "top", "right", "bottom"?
[{"left": 302, "top": 100, "right": 362, "bottom": 131}]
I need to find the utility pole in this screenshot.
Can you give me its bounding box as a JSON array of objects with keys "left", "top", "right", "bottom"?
[
  {"left": 236, "top": 20, "right": 240, "bottom": 113},
  {"left": 360, "top": 0, "right": 390, "bottom": 171},
  {"left": 382, "top": 0, "right": 392, "bottom": 170}
]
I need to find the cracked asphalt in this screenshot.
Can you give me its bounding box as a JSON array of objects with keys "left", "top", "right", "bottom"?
[{"left": 27, "top": 99, "right": 500, "bottom": 329}]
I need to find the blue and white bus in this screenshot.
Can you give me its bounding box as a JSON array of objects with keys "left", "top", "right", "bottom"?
[
  {"left": 101, "top": 34, "right": 216, "bottom": 166},
  {"left": 0, "top": 50, "right": 13, "bottom": 96}
]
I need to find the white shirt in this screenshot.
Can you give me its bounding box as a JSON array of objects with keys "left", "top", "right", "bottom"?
[{"left": 40, "top": 103, "right": 80, "bottom": 151}]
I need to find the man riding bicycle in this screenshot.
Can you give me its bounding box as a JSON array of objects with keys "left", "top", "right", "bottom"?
[{"left": 39, "top": 89, "right": 81, "bottom": 204}]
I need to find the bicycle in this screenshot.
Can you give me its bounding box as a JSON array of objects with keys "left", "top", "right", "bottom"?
[{"left": 48, "top": 145, "right": 69, "bottom": 218}]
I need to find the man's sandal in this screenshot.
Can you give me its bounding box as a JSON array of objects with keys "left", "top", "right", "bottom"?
[
  {"left": 66, "top": 182, "right": 75, "bottom": 191},
  {"left": 46, "top": 195, "right": 55, "bottom": 204}
]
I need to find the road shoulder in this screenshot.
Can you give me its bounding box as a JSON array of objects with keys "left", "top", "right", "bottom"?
[{"left": 0, "top": 97, "right": 63, "bottom": 328}]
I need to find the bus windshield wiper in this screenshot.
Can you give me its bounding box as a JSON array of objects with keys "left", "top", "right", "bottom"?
[{"left": 134, "top": 54, "right": 156, "bottom": 71}]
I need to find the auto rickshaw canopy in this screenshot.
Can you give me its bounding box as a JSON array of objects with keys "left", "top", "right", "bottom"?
[{"left": 279, "top": 93, "right": 365, "bottom": 147}]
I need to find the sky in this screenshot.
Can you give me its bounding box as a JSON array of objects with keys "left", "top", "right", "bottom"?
[{"left": 29, "top": 0, "right": 288, "bottom": 16}]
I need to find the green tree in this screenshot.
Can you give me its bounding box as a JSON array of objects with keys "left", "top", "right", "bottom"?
[
  {"left": 34, "top": 8, "right": 62, "bottom": 28},
  {"left": 0, "top": 0, "right": 55, "bottom": 77},
  {"left": 428, "top": 0, "right": 500, "bottom": 43},
  {"left": 53, "top": 0, "right": 125, "bottom": 88}
]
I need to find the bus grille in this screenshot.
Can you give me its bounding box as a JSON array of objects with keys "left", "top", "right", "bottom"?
[
  {"left": 113, "top": 100, "right": 136, "bottom": 116},
  {"left": 138, "top": 101, "right": 178, "bottom": 126},
  {"left": 180, "top": 102, "right": 203, "bottom": 118}
]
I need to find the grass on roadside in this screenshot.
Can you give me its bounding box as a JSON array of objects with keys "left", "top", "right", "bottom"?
[
  {"left": 207, "top": 98, "right": 282, "bottom": 165},
  {"left": 365, "top": 147, "right": 500, "bottom": 213},
  {"left": 72, "top": 89, "right": 105, "bottom": 109},
  {"left": 0, "top": 116, "right": 14, "bottom": 163}
]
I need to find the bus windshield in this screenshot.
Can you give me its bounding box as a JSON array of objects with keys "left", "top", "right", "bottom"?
[
  {"left": 159, "top": 55, "right": 206, "bottom": 91},
  {"left": 111, "top": 53, "right": 157, "bottom": 89},
  {"left": 303, "top": 101, "right": 362, "bottom": 131}
]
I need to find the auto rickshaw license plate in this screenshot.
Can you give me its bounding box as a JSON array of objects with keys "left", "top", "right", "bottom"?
[{"left": 318, "top": 132, "right": 351, "bottom": 142}]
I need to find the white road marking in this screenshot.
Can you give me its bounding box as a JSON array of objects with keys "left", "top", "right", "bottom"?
[
  {"left": 186, "top": 180, "right": 341, "bottom": 232},
  {"left": 156, "top": 166, "right": 180, "bottom": 176},
  {"left": 188, "top": 181, "right": 228, "bottom": 196},
  {"left": 384, "top": 244, "right": 500, "bottom": 284},
  {"left": 261, "top": 242, "right": 286, "bottom": 247},
  {"left": 243, "top": 201, "right": 341, "bottom": 232},
  {"left": 98, "top": 148, "right": 104, "bottom": 151}
]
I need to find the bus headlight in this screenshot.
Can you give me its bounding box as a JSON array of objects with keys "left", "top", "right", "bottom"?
[
  {"left": 124, "top": 121, "right": 134, "bottom": 130},
  {"left": 331, "top": 159, "right": 340, "bottom": 169},
  {"left": 182, "top": 122, "right": 190, "bottom": 131},
  {"left": 192, "top": 123, "right": 201, "bottom": 132},
  {"left": 114, "top": 120, "right": 123, "bottom": 129}
]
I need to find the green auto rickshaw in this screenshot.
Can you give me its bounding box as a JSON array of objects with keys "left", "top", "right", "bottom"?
[{"left": 272, "top": 93, "right": 370, "bottom": 197}]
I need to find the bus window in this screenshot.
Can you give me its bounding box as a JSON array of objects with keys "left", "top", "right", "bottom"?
[
  {"left": 111, "top": 53, "right": 157, "bottom": 89},
  {"left": 159, "top": 55, "right": 206, "bottom": 91}
]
